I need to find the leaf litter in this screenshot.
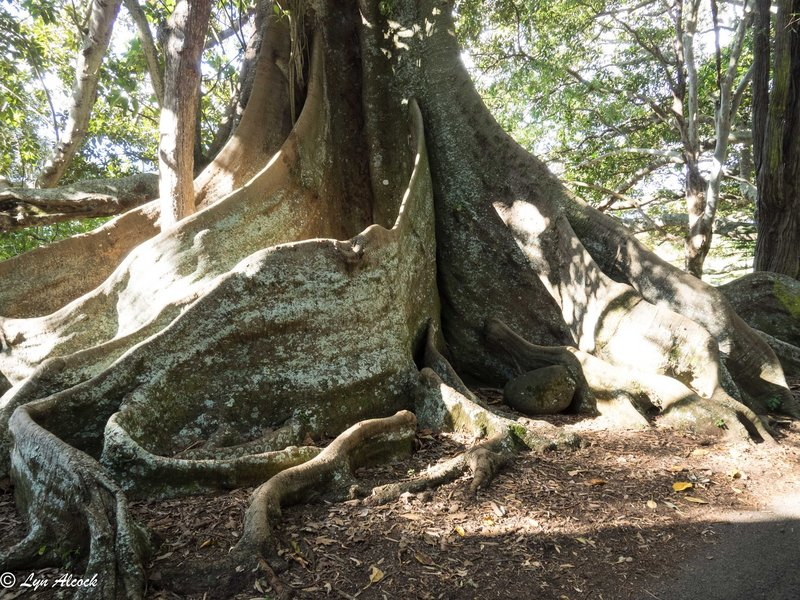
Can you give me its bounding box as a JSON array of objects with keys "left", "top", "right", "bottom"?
[{"left": 0, "top": 382, "right": 799, "bottom": 599}]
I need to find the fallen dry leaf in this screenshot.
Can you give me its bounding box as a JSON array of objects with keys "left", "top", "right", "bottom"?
[
  {"left": 315, "top": 536, "right": 337, "bottom": 546},
  {"left": 369, "top": 565, "right": 385, "bottom": 584},
  {"left": 672, "top": 481, "right": 693, "bottom": 492},
  {"left": 684, "top": 496, "right": 708, "bottom": 504},
  {"left": 490, "top": 501, "right": 506, "bottom": 517},
  {"left": 400, "top": 512, "right": 423, "bottom": 521}
]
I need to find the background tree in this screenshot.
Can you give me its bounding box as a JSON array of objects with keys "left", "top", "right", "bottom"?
[
  {"left": 157, "top": 0, "right": 212, "bottom": 227},
  {"left": 0, "top": 1, "right": 797, "bottom": 597},
  {"left": 0, "top": 0, "right": 261, "bottom": 246},
  {"left": 35, "top": 0, "right": 123, "bottom": 189},
  {"left": 752, "top": 0, "right": 800, "bottom": 278},
  {"left": 459, "top": 0, "right": 756, "bottom": 279}
]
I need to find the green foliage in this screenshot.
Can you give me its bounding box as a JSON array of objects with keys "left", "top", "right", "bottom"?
[
  {"left": 0, "top": 218, "right": 111, "bottom": 261},
  {"left": 0, "top": 0, "right": 252, "bottom": 259},
  {"left": 456, "top": 0, "right": 757, "bottom": 251},
  {"left": 766, "top": 396, "right": 782, "bottom": 412}
]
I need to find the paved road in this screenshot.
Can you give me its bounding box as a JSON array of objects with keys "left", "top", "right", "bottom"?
[{"left": 647, "top": 493, "right": 800, "bottom": 600}]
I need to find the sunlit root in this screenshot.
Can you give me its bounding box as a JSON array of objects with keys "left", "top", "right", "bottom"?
[
  {"left": 386, "top": 363, "right": 581, "bottom": 503},
  {"left": 369, "top": 432, "right": 512, "bottom": 504},
  {"left": 486, "top": 318, "right": 775, "bottom": 443},
  {"left": 232, "top": 411, "right": 417, "bottom": 567},
  {"left": 755, "top": 330, "right": 800, "bottom": 378},
  {"left": 566, "top": 200, "right": 796, "bottom": 413}
]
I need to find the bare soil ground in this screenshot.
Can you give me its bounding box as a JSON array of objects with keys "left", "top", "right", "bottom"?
[{"left": 1, "top": 380, "right": 799, "bottom": 600}]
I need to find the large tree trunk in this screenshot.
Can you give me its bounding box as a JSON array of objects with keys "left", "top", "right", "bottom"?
[
  {"left": 0, "top": 1, "right": 794, "bottom": 597},
  {"left": 753, "top": 0, "right": 800, "bottom": 279}
]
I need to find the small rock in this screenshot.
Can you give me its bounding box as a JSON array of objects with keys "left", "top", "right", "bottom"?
[{"left": 503, "top": 365, "right": 576, "bottom": 415}]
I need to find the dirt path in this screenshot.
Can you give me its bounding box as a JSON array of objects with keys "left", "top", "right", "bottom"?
[{"left": 647, "top": 490, "right": 800, "bottom": 600}]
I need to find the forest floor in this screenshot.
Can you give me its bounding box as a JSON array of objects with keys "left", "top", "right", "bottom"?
[{"left": 1, "top": 380, "right": 799, "bottom": 600}]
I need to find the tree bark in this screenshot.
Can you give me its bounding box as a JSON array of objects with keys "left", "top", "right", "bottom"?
[
  {"left": 753, "top": 0, "right": 800, "bottom": 278},
  {"left": 36, "top": 0, "right": 123, "bottom": 189},
  {"left": 681, "top": 0, "right": 750, "bottom": 278},
  {"left": 158, "top": 0, "right": 212, "bottom": 228},
  {"left": 0, "top": 174, "right": 158, "bottom": 232},
  {"left": 684, "top": 160, "right": 711, "bottom": 277}
]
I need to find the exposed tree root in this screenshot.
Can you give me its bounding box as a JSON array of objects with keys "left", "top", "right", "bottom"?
[
  {"left": 212, "top": 411, "right": 417, "bottom": 594},
  {"left": 369, "top": 431, "right": 513, "bottom": 504},
  {"left": 421, "top": 325, "right": 581, "bottom": 450},
  {"left": 755, "top": 330, "right": 800, "bottom": 378},
  {"left": 2, "top": 406, "right": 150, "bottom": 599},
  {"left": 485, "top": 318, "right": 775, "bottom": 443},
  {"left": 566, "top": 198, "right": 798, "bottom": 415},
  {"left": 369, "top": 338, "right": 583, "bottom": 506}
]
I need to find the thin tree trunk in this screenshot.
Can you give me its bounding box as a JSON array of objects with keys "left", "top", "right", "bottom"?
[
  {"left": 680, "top": 0, "right": 711, "bottom": 278},
  {"left": 36, "top": 0, "right": 122, "bottom": 188},
  {"left": 695, "top": 0, "right": 752, "bottom": 277},
  {"left": 158, "top": 0, "right": 212, "bottom": 228},
  {"left": 123, "top": 0, "right": 164, "bottom": 107},
  {"left": 684, "top": 160, "right": 710, "bottom": 277}
]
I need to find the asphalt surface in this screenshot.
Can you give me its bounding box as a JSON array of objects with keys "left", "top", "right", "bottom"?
[{"left": 647, "top": 493, "right": 800, "bottom": 600}]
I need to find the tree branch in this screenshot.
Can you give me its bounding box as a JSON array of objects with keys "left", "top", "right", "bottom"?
[
  {"left": 122, "top": 0, "right": 164, "bottom": 107},
  {"left": 567, "top": 179, "right": 681, "bottom": 241},
  {"left": 0, "top": 174, "right": 158, "bottom": 232},
  {"left": 37, "top": 0, "right": 123, "bottom": 189},
  {"left": 563, "top": 67, "right": 675, "bottom": 127},
  {"left": 576, "top": 146, "right": 685, "bottom": 169},
  {"left": 204, "top": 6, "right": 256, "bottom": 50},
  {"left": 682, "top": 0, "right": 701, "bottom": 154},
  {"left": 616, "top": 157, "right": 677, "bottom": 194},
  {"left": 609, "top": 13, "right": 678, "bottom": 92}
]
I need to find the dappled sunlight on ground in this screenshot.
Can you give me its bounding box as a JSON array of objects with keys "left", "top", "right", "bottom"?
[{"left": 1, "top": 386, "right": 798, "bottom": 600}]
